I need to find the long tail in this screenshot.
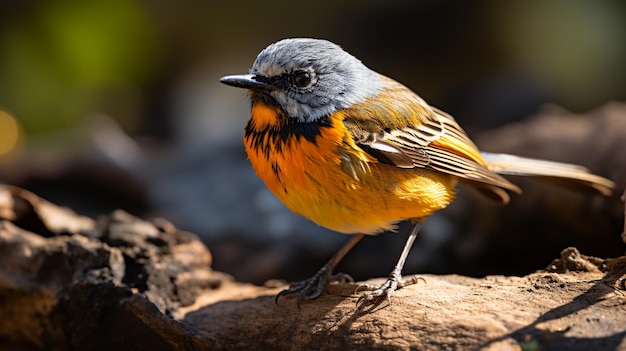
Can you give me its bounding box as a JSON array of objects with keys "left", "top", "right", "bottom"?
[{"left": 481, "top": 152, "right": 615, "bottom": 197}]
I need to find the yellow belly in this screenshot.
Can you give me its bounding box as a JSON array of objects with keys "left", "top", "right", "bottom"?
[
  {"left": 275, "top": 163, "right": 455, "bottom": 234},
  {"left": 244, "top": 107, "right": 456, "bottom": 235}
]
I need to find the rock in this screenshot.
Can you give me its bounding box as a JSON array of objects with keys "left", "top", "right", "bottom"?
[
  {"left": 1, "top": 184, "right": 625, "bottom": 350},
  {"left": 185, "top": 247, "right": 626, "bottom": 351},
  {"left": 0, "top": 185, "right": 225, "bottom": 350}
]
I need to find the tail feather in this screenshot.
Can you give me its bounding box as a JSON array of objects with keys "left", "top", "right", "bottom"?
[{"left": 481, "top": 152, "right": 615, "bottom": 197}]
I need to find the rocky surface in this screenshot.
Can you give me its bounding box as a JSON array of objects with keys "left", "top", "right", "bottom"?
[
  {"left": 188, "top": 252, "right": 626, "bottom": 351},
  {"left": 1, "top": 184, "right": 625, "bottom": 350},
  {"left": 0, "top": 185, "right": 224, "bottom": 350}
]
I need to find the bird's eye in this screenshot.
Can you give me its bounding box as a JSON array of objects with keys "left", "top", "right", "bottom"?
[{"left": 292, "top": 71, "right": 311, "bottom": 88}]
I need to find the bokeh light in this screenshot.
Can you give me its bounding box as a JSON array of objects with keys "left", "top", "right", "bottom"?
[{"left": 0, "top": 110, "right": 19, "bottom": 156}]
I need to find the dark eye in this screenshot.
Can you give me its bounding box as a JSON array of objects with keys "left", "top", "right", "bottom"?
[{"left": 292, "top": 71, "right": 311, "bottom": 88}]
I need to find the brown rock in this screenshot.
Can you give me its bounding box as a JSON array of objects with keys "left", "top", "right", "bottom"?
[
  {"left": 186, "top": 249, "right": 626, "bottom": 350},
  {"left": 0, "top": 184, "right": 224, "bottom": 350},
  {"left": 1, "top": 184, "right": 625, "bottom": 350}
]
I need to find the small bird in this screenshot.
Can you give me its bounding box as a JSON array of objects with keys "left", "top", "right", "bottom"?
[{"left": 220, "top": 38, "right": 614, "bottom": 307}]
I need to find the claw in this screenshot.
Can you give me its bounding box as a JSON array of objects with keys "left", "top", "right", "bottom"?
[
  {"left": 275, "top": 266, "right": 353, "bottom": 308},
  {"left": 356, "top": 274, "right": 426, "bottom": 308},
  {"left": 354, "top": 283, "right": 374, "bottom": 294}
]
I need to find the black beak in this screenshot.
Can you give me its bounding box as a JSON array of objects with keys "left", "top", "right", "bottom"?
[{"left": 219, "top": 74, "right": 270, "bottom": 90}]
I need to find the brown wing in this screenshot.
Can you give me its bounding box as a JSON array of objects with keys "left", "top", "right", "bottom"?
[{"left": 343, "top": 75, "right": 521, "bottom": 202}]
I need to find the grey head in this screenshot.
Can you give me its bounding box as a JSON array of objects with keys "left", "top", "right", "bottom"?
[{"left": 220, "top": 38, "right": 382, "bottom": 122}]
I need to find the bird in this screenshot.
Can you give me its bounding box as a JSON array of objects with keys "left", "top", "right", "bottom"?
[{"left": 219, "top": 38, "right": 615, "bottom": 307}]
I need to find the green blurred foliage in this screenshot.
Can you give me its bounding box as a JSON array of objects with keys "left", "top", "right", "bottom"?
[{"left": 0, "top": 0, "right": 159, "bottom": 136}]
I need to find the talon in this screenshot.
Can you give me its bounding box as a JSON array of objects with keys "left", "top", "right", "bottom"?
[
  {"left": 399, "top": 275, "right": 427, "bottom": 288},
  {"left": 354, "top": 283, "right": 373, "bottom": 295},
  {"left": 275, "top": 289, "right": 287, "bottom": 304},
  {"left": 275, "top": 265, "right": 352, "bottom": 307},
  {"left": 356, "top": 274, "right": 426, "bottom": 308}
]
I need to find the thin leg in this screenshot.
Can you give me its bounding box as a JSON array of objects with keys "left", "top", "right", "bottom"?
[
  {"left": 356, "top": 220, "right": 426, "bottom": 306},
  {"left": 276, "top": 233, "right": 365, "bottom": 308}
]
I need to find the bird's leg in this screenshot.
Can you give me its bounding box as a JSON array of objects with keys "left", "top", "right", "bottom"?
[
  {"left": 356, "top": 221, "right": 426, "bottom": 306},
  {"left": 276, "top": 234, "right": 365, "bottom": 308}
]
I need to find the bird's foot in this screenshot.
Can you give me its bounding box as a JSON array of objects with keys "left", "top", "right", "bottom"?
[
  {"left": 355, "top": 273, "right": 425, "bottom": 307},
  {"left": 276, "top": 265, "right": 353, "bottom": 308}
]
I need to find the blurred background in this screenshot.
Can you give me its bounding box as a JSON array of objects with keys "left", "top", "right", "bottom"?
[{"left": 0, "top": 0, "right": 625, "bottom": 285}]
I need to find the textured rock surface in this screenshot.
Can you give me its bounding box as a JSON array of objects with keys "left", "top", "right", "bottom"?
[
  {"left": 186, "top": 248, "right": 626, "bottom": 351},
  {"left": 1, "top": 184, "right": 625, "bottom": 350},
  {"left": 0, "top": 185, "right": 224, "bottom": 350}
]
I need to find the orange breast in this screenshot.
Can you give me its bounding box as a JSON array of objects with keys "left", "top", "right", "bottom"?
[{"left": 244, "top": 102, "right": 456, "bottom": 234}]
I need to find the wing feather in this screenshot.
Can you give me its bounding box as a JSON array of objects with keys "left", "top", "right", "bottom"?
[{"left": 342, "top": 75, "right": 521, "bottom": 201}]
